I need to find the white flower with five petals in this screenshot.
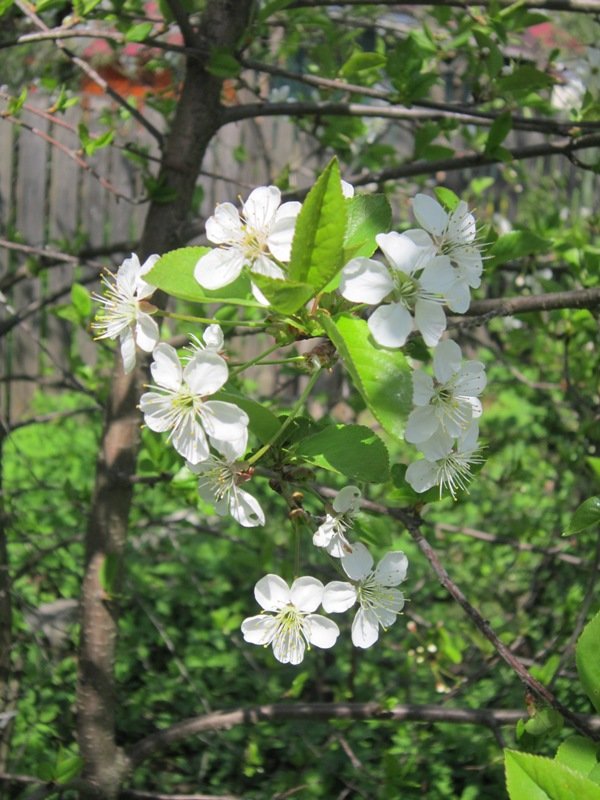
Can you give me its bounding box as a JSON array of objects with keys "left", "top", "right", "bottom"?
[
  {"left": 188, "top": 438, "right": 265, "bottom": 528},
  {"left": 339, "top": 230, "right": 455, "bottom": 348},
  {"left": 323, "top": 542, "right": 408, "bottom": 649},
  {"left": 406, "top": 422, "right": 482, "bottom": 499},
  {"left": 405, "top": 340, "right": 486, "bottom": 444},
  {"left": 411, "top": 194, "right": 483, "bottom": 313},
  {"left": 194, "top": 186, "right": 301, "bottom": 304},
  {"left": 139, "top": 343, "right": 248, "bottom": 465},
  {"left": 92, "top": 253, "right": 160, "bottom": 373},
  {"left": 313, "top": 485, "right": 361, "bottom": 557},
  {"left": 241, "top": 575, "right": 340, "bottom": 665}
]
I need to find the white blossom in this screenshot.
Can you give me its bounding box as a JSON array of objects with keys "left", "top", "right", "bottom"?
[
  {"left": 188, "top": 438, "right": 265, "bottom": 528},
  {"left": 186, "top": 324, "right": 225, "bottom": 359},
  {"left": 313, "top": 486, "right": 361, "bottom": 557},
  {"left": 411, "top": 194, "right": 483, "bottom": 313},
  {"left": 405, "top": 423, "right": 482, "bottom": 499},
  {"left": 405, "top": 340, "right": 486, "bottom": 444},
  {"left": 92, "top": 253, "right": 160, "bottom": 373},
  {"left": 323, "top": 542, "right": 408, "bottom": 649},
  {"left": 241, "top": 575, "right": 340, "bottom": 664},
  {"left": 339, "top": 230, "right": 455, "bottom": 348},
  {"left": 139, "top": 343, "right": 248, "bottom": 465},
  {"left": 194, "top": 186, "right": 301, "bottom": 305}
]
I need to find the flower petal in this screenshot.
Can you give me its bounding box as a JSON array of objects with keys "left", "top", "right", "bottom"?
[
  {"left": 241, "top": 614, "right": 277, "bottom": 645},
  {"left": 203, "top": 324, "right": 224, "bottom": 351},
  {"left": 120, "top": 328, "right": 136, "bottom": 374},
  {"left": 368, "top": 302, "right": 413, "bottom": 348},
  {"left": 405, "top": 459, "right": 438, "bottom": 494},
  {"left": 305, "top": 614, "right": 340, "bottom": 649},
  {"left": 412, "top": 194, "right": 448, "bottom": 237},
  {"left": 205, "top": 203, "right": 243, "bottom": 244},
  {"left": 243, "top": 185, "right": 281, "bottom": 230},
  {"left": 374, "top": 552, "right": 409, "bottom": 586},
  {"left": 202, "top": 401, "right": 249, "bottom": 443},
  {"left": 117, "top": 254, "right": 140, "bottom": 295},
  {"left": 341, "top": 541, "right": 373, "bottom": 581},
  {"left": 230, "top": 488, "right": 265, "bottom": 528},
  {"left": 433, "top": 339, "right": 462, "bottom": 384},
  {"left": 150, "top": 343, "right": 182, "bottom": 392},
  {"left": 269, "top": 202, "right": 301, "bottom": 261},
  {"left": 139, "top": 391, "right": 175, "bottom": 432},
  {"left": 194, "top": 247, "right": 245, "bottom": 290},
  {"left": 332, "top": 485, "right": 361, "bottom": 513},
  {"left": 273, "top": 626, "right": 305, "bottom": 665},
  {"left": 322, "top": 581, "right": 357, "bottom": 613},
  {"left": 184, "top": 351, "right": 229, "bottom": 396},
  {"left": 351, "top": 607, "right": 380, "bottom": 648},
  {"left": 414, "top": 299, "right": 447, "bottom": 347},
  {"left": 254, "top": 574, "right": 290, "bottom": 611},
  {"left": 339, "top": 258, "right": 393, "bottom": 305},
  {"left": 376, "top": 230, "right": 432, "bottom": 274},
  {"left": 290, "top": 576, "right": 324, "bottom": 613},
  {"left": 135, "top": 313, "right": 159, "bottom": 353},
  {"left": 405, "top": 406, "right": 439, "bottom": 444},
  {"left": 171, "top": 414, "right": 209, "bottom": 464}
]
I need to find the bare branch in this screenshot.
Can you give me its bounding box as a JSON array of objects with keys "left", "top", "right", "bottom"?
[
  {"left": 0, "top": 112, "right": 140, "bottom": 204},
  {"left": 127, "top": 702, "right": 600, "bottom": 766},
  {"left": 222, "top": 97, "right": 600, "bottom": 137},
  {"left": 391, "top": 507, "right": 600, "bottom": 741},
  {"left": 164, "top": 0, "right": 198, "bottom": 46},
  {"left": 287, "top": 0, "right": 600, "bottom": 13},
  {"left": 465, "top": 287, "right": 600, "bottom": 320},
  {"left": 13, "top": 0, "right": 164, "bottom": 144}
]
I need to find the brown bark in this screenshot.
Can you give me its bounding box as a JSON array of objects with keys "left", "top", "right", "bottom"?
[{"left": 75, "top": 2, "right": 256, "bottom": 797}]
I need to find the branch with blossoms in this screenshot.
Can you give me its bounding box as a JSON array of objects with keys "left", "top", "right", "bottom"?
[{"left": 92, "top": 158, "right": 598, "bottom": 744}]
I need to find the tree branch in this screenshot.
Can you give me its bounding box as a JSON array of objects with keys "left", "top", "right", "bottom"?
[
  {"left": 287, "top": 0, "right": 600, "bottom": 12},
  {"left": 126, "top": 702, "right": 600, "bottom": 766},
  {"left": 465, "top": 287, "right": 600, "bottom": 320},
  {"left": 13, "top": 0, "right": 164, "bottom": 145},
  {"left": 391, "top": 508, "right": 600, "bottom": 741}
]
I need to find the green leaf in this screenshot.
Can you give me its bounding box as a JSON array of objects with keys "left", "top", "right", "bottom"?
[
  {"left": 518, "top": 707, "right": 563, "bottom": 739},
  {"left": 257, "top": 0, "right": 294, "bottom": 21},
  {"left": 555, "top": 736, "right": 599, "bottom": 778},
  {"left": 343, "top": 194, "right": 392, "bottom": 260},
  {"left": 0, "top": 0, "right": 14, "bottom": 15},
  {"left": 294, "top": 424, "right": 390, "bottom": 483},
  {"left": 249, "top": 273, "right": 314, "bottom": 315},
  {"left": 497, "top": 66, "right": 555, "bottom": 96},
  {"left": 505, "top": 749, "right": 600, "bottom": 800},
  {"left": 55, "top": 752, "right": 84, "bottom": 784},
  {"left": 433, "top": 186, "right": 460, "bottom": 212},
  {"left": 488, "top": 230, "right": 552, "bottom": 269},
  {"left": 485, "top": 111, "right": 513, "bottom": 155},
  {"left": 340, "top": 52, "right": 386, "bottom": 80},
  {"left": 124, "top": 22, "right": 154, "bottom": 42},
  {"left": 145, "top": 247, "right": 258, "bottom": 306},
  {"left": 563, "top": 497, "right": 600, "bottom": 535},
  {"left": 320, "top": 313, "right": 412, "bottom": 441},
  {"left": 288, "top": 158, "right": 346, "bottom": 292},
  {"left": 576, "top": 610, "right": 600, "bottom": 713},
  {"left": 207, "top": 49, "right": 241, "bottom": 78},
  {"left": 71, "top": 283, "right": 92, "bottom": 318},
  {"left": 217, "top": 392, "right": 280, "bottom": 445},
  {"left": 6, "top": 87, "right": 27, "bottom": 116}
]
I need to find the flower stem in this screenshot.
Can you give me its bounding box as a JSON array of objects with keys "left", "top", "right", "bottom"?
[
  {"left": 228, "top": 341, "right": 288, "bottom": 378},
  {"left": 246, "top": 369, "right": 322, "bottom": 466},
  {"left": 155, "top": 310, "right": 266, "bottom": 328}
]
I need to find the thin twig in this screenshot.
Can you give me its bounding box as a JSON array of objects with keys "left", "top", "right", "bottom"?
[
  {"left": 13, "top": 0, "right": 164, "bottom": 144},
  {"left": 126, "top": 701, "right": 600, "bottom": 765},
  {"left": 287, "top": 0, "right": 600, "bottom": 12}
]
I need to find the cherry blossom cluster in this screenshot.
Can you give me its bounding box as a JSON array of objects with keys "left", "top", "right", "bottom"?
[
  {"left": 92, "top": 179, "right": 487, "bottom": 665},
  {"left": 242, "top": 487, "right": 408, "bottom": 664},
  {"left": 93, "top": 257, "right": 265, "bottom": 528},
  {"left": 337, "top": 193, "right": 487, "bottom": 499}
]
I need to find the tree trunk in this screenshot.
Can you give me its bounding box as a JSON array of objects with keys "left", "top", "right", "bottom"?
[{"left": 76, "top": 2, "right": 256, "bottom": 796}]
